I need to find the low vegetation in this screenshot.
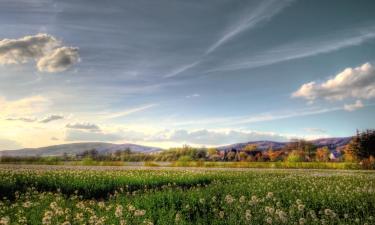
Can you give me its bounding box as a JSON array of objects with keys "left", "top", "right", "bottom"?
[{"left": 0, "top": 167, "right": 374, "bottom": 224}]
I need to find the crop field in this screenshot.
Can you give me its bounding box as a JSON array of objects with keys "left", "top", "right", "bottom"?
[{"left": 0, "top": 166, "right": 374, "bottom": 225}]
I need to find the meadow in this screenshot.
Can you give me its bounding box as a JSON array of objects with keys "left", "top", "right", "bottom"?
[{"left": 0, "top": 166, "right": 374, "bottom": 225}]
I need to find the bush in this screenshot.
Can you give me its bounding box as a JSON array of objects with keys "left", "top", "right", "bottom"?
[{"left": 286, "top": 150, "right": 305, "bottom": 162}]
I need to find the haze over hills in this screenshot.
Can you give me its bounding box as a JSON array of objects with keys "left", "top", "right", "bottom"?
[
  {"left": 0, "top": 143, "right": 162, "bottom": 157},
  {"left": 0, "top": 137, "right": 352, "bottom": 157},
  {"left": 217, "top": 137, "right": 352, "bottom": 151}
]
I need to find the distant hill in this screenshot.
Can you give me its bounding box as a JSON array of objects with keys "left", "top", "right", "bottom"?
[
  {"left": 217, "top": 137, "right": 352, "bottom": 151},
  {"left": 0, "top": 142, "right": 162, "bottom": 157}
]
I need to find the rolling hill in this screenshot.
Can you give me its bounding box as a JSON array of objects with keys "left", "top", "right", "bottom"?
[
  {"left": 0, "top": 142, "right": 162, "bottom": 157},
  {"left": 217, "top": 137, "right": 352, "bottom": 151}
]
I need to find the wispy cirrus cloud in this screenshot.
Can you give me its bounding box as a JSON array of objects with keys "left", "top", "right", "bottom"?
[
  {"left": 170, "top": 106, "right": 343, "bottom": 127},
  {"left": 102, "top": 104, "right": 157, "bottom": 120},
  {"left": 208, "top": 27, "right": 375, "bottom": 72},
  {"left": 206, "top": 0, "right": 294, "bottom": 54}
]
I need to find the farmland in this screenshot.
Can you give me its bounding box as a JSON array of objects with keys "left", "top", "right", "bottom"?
[{"left": 0, "top": 166, "right": 374, "bottom": 225}]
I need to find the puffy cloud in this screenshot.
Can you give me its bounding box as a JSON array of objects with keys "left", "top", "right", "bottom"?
[
  {"left": 39, "top": 114, "right": 64, "bottom": 123},
  {"left": 66, "top": 122, "right": 101, "bottom": 131},
  {"left": 37, "top": 47, "right": 79, "bottom": 73},
  {"left": 65, "top": 129, "right": 123, "bottom": 142},
  {"left": 0, "top": 95, "right": 50, "bottom": 117},
  {"left": 0, "top": 33, "right": 79, "bottom": 73},
  {"left": 292, "top": 62, "right": 375, "bottom": 101},
  {"left": 344, "top": 100, "right": 364, "bottom": 111}
]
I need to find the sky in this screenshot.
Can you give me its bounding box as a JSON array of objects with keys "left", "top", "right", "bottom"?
[{"left": 1, "top": 0, "right": 375, "bottom": 150}]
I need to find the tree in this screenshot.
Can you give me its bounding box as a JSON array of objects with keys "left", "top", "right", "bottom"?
[
  {"left": 315, "top": 147, "right": 330, "bottom": 162},
  {"left": 346, "top": 129, "right": 375, "bottom": 160},
  {"left": 243, "top": 144, "right": 257, "bottom": 153}
]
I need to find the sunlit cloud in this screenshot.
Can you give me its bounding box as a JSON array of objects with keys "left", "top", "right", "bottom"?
[
  {"left": 0, "top": 33, "right": 79, "bottom": 73},
  {"left": 344, "top": 100, "right": 364, "bottom": 112},
  {"left": 293, "top": 62, "right": 375, "bottom": 101}
]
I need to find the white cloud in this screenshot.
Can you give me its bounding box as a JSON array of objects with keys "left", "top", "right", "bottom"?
[
  {"left": 39, "top": 114, "right": 64, "bottom": 123},
  {"left": 66, "top": 122, "right": 101, "bottom": 131},
  {"left": 344, "top": 100, "right": 364, "bottom": 111},
  {"left": 0, "top": 33, "right": 79, "bottom": 73},
  {"left": 65, "top": 129, "right": 123, "bottom": 142},
  {"left": 37, "top": 47, "right": 79, "bottom": 73},
  {"left": 293, "top": 62, "right": 375, "bottom": 101}
]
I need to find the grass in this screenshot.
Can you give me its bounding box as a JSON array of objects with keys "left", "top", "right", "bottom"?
[{"left": 0, "top": 166, "right": 374, "bottom": 224}]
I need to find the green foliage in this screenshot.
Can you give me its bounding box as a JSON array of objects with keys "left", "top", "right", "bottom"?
[
  {"left": 286, "top": 150, "right": 305, "bottom": 162},
  {"left": 346, "top": 129, "right": 375, "bottom": 160},
  {"left": 0, "top": 168, "right": 374, "bottom": 224}
]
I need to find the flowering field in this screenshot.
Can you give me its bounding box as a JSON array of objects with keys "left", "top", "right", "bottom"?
[{"left": 0, "top": 167, "right": 374, "bottom": 225}]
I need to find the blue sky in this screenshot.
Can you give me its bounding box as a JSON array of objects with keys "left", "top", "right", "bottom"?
[{"left": 1, "top": 0, "right": 375, "bottom": 149}]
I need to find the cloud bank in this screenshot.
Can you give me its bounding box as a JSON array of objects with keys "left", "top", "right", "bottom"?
[
  {"left": 66, "top": 122, "right": 101, "bottom": 131},
  {"left": 0, "top": 33, "right": 79, "bottom": 73}
]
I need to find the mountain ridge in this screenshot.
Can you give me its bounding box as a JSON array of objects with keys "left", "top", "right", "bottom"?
[{"left": 0, "top": 137, "right": 352, "bottom": 157}]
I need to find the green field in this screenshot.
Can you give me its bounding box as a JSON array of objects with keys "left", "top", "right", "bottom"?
[{"left": 0, "top": 166, "right": 374, "bottom": 225}]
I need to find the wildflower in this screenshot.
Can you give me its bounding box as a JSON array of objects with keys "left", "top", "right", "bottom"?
[
  {"left": 266, "top": 217, "right": 273, "bottom": 224},
  {"left": 134, "top": 209, "right": 146, "bottom": 217},
  {"left": 245, "top": 210, "right": 252, "bottom": 221},
  {"left": 22, "top": 201, "right": 32, "bottom": 208},
  {"left": 0, "top": 217, "right": 10, "bottom": 225},
  {"left": 127, "top": 204, "right": 135, "bottom": 212},
  {"left": 175, "top": 213, "right": 181, "bottom": 222},
  {"left": 324, "top": 209, "right": 336, "bottom": 218},
  {"left": 61, "top": 221, "right": 71, "bottom": 225},
  {"left": 239, "top": 196, "right": 246, "bottom": 203},
  {"left": 297, "top": 204, "right": 305, "bottom": 211},
  {"left": 267, "top": 192, "right": 274, "bottom": 199},
  {"left": 299, "top": 218, "right": 306, "bottom": 225},
  {"left": 199, "top": 198, "right": 205, "bottom": 204},
  {"left": 115, "top": 205, "right": 123, "bottom": 218},
  {"left": 120, "top": 220, "right": 127, "bottom": 225},
  {"left": 225, "top": 194, "right": 235, "bottom": 204},
  {"left": 219, "top": 211, "right": 225, "bottom": 219},
  {"left": 143, "top": 219, "right": 153, "bottom": 225}
]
